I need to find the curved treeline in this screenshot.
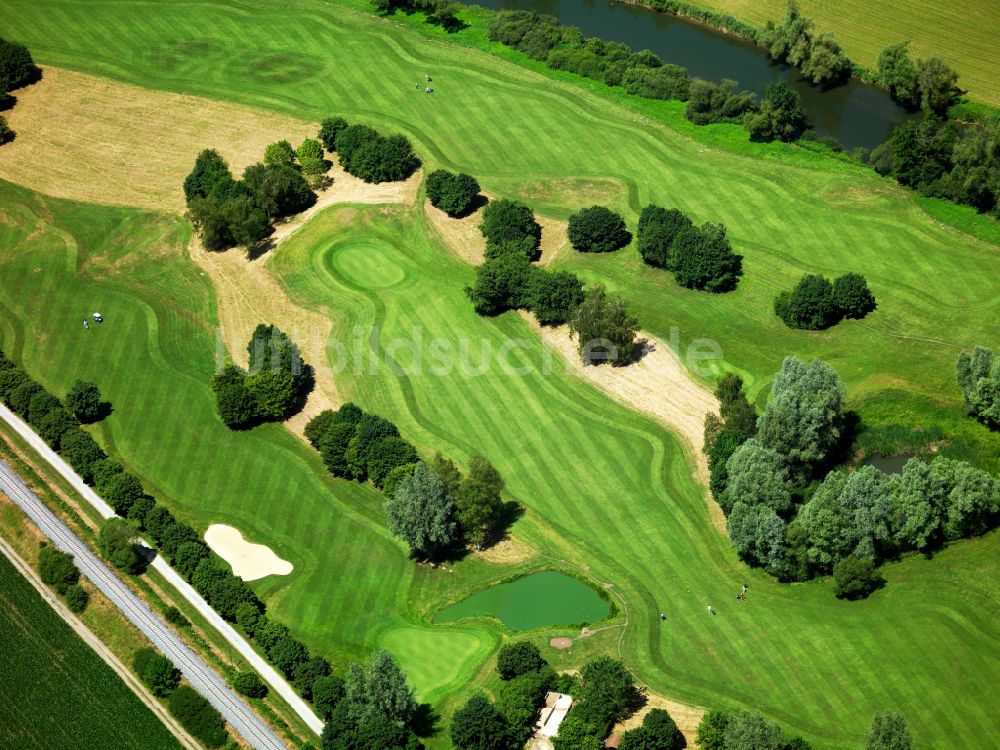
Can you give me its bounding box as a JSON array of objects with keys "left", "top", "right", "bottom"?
[
  {"left": 705, "top": 357, "right": 1000, "bottom": 599},
  {"left": 0, "top": 35, "right": 42, "bottom": 144}
]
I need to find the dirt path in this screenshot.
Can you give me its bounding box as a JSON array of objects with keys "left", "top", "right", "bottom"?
[{"left": 0, "top": 534, "right": 202, "bottom": 750}]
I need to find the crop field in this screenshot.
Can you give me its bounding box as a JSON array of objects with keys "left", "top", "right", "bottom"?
[
  {"left": 0, "top": 0, "right": 998, "bottom": 748},
  {"left": 0, "top": 553, "right": 181, "bottom": 750},
  {"left": 691, "top": 0, "right": 1000, "bottom": 107}
]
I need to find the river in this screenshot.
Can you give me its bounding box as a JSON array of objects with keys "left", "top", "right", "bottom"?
[{"left": 473, "top": 0, "right": 919, "bottom": 149}]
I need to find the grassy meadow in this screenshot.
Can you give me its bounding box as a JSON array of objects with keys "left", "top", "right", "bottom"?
[
  {"left": 0, "top": 553, "right": 182, "bottom": 750},
  {"left": 688, "top": 0, "right": 1000, "bottom": 107},
  {"left": 0, "top": 0, "right": 998, "bottom": 747}
]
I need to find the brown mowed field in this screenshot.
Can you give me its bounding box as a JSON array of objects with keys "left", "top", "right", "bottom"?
[{"left": 0, "top": 67, "right": 317, "bottom": 210}]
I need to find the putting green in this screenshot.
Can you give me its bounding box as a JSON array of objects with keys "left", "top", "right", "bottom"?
[
  {"left": 434, "top": 572, "right": 611, "bottom": 631},
  {"left": 379, "top": 625, "right": 496, "bottom": 705},
  {"left": 331, "top": 239, "right": 409, "bottom": 290}
]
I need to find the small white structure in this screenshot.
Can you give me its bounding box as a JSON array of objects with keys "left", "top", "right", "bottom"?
[{"left": 536, "top": 692, "right": 573, "bottom": 738}]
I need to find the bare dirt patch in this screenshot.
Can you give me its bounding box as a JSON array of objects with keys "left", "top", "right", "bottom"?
[
  {"left": 188, "top": 236, "right": 340, "bottom": 436},
  {"left": 475, "top": 535, "right": 538, "bottom": 565},
  {"left": 612, "top": 690, "right": 706, "bottom": 748},
  {"left": 522, "top": 314, "right": 726, "bottom": 531},
  {"left": 0, "top": 67, "right": 318, "bottom": 210},
  {"left": 425, "top": 196, "right": 568, "bottom": 267},
  {"left": 549, "top": 637, "right": 574, "bottom": 650}
]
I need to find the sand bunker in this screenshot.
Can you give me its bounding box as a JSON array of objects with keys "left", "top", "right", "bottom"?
[{"left": 204, "top": 524, "right": 293, "bottom": 581}]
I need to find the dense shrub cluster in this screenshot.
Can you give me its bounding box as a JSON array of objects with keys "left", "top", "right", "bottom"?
[
  {"left": 567, "top": 205, "right": 631, "bottom": 253},
  {"left": 427, "top": 169, "right": 481, "bottom": 216},
  {"left": 742, "top": 80, "right": 807, "bottom": 143},
  {"left": 320, "top": 118, "right": 420, "bottom": 183},
  {"left": 876, "top": 41, "right": 962, "bottom": 115},
  {"left": 757, "top": 1, "right": 851, "bottom": 87},
  {"left": 956, "top": 346, "right": 1000, "bottom": 426},
  {"left": 306, "top": 403, "right": 510, "bottom": 555},
  {"left": 169, "top": 685, "right": 229, "bottom": 748},
  {"left": 869, "top": 116, "right": 1000, "bottom": 217},
  {"left": 210, "top": 324, "right": 313, "bottom": 429},
  {"left": 319, "top": 650, "right": 421, "bottom": 750},
  {"left": 704, "top": 356, "right": 1000, "bottom": 596},
  {"left": 696, "top": 708, "right": 814, "bottom": 750},
  {"left": 184, "top": 145, "right": 318, "bottom": 251},
  {"left": 774, "top": 272, "right": 876, "bottom": 330},
  {"left": 0, "top": 36, "right": 41, "bottom": 112},
  {"left": 465, "top": 197, "right": 586, "bottom": 325},
  {"left": 636, "top": 205, "right": 743, "bottom": 292},
  {"left": 38, "top": 544, "right": 89, "bottom": 613},
  {"left": 304, "top": 402, "right": 418, "bottom": 488},
  {"left": 371, "top": 0, "right": 464, "bottom": 31},
  {"left": 133, "top": 647, "right": 181, "bottom": 697},
  {"left": 685, "top": 78, "right": 757, "bottom": 126}
]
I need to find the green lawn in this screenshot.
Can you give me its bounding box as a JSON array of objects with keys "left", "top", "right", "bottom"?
[
  {"left": 0, "top": 0, "right": 999, "bottom": 747},
  {"left": 0, "top": 553, "right": 182, "bottom": 750}
]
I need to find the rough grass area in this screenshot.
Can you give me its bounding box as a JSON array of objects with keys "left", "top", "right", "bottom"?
[
  {"left": 0, "top": 553, "right": 182, "bottom": 750},
  {"left": 690, "top": 0, "right": 1000, "bottom": 107}
]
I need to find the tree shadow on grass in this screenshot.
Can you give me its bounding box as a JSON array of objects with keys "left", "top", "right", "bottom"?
[{"left": 411, "top": 703, "right": 440, "bottom": 738}]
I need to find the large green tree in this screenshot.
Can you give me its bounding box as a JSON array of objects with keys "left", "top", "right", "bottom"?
[
  {"left": 865, "top": 711, "right": 914, "bottom": 750},
  {"left": 721, "top": 439, "right": 792, "bottom": 515},
  {"left": 384, "top": 461, "right": 458, "bottom": 560},
  {"left": 65, "top": 380, "right": 103, "bottom": 422},
  {"left": 567, "top": 206, "right": 631, "bottom": 253},
  {"left": 455, "top": 454, "right": 504, "bottom": 548},
  {"left": 569, "top": 285, "right": 638, "bottom": 367},
  {"left": 755, "top": 356, "right": 846, "bottom": 476},
  {"left": 99, "top": 518, "right": 144, "bottom": 574},
  {"left": 955, "top": 345, "right": 1000, "bottom": 426},
  {"left": 450, "top": 694, "right": 511, "bottom": 750}
]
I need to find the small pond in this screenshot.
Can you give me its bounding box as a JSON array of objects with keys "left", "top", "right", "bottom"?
[
  {"left": 863, "top": 452, "right": 915, "bottom": 475},
  {"left": 434, "top": 571, "right": 610, "bottom": 631},
  {"left": 473, "top": 0, "right": 918, "bottom": 149}
]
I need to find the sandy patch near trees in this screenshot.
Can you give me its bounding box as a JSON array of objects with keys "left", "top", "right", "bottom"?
[
  {"left": 611, "top": 690, "right": 706, "bottom": 748},
  {"left": 204, "top": 524, "right": 293, "bottom": 581},
  {"left": 522, "top": 315, "right": 726, "bottom": 531},
  {"left": 424, "top": 197, "right": 568, "bottom": 267},
  {"left": 0, "top": 67, "right": 318, "bottom": 210}
]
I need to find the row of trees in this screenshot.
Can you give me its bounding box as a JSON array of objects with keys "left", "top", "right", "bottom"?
[
  {"left": 211, "top": 324, "right": 313, "bottom": 429},
  {"left": 372, "top": 0, "right": 464, "bottom": 32},
  {"left": 318, "top": 116, "right": 420, "bottom": 184},
  {"left": 184, "top": 144, "right": 318, "bottom": 251},
  {"left": 869, "top": 116, "right": 999, "bottom": 216},
  {"left": 305, "top": 402, "right": 510, "bottom": 555},
  {"left": 773, "top": 272, "right": 876, "bottom": 330},
  {"left": 38, "top": 544, "right": 89, "bottom": 613},
  {"left": 450, "top": 642, "right": 653, "bottom": 750},
  {"left": 705, "top": 357, "right": 999, "bottom": 597},
  {"left": 487, "top": 10, "right": 808, "bottom": 145},
  {"left": 697, "top": 707, "right": 913, "bottom": 750},
  {"left": 956, "top": 346, "right": 1000, "bottom": 427},
  {"left": 758, "top": 1, "right": 852, "bottom": 87},
  {"left": 637, "top": 205, "right": 743, "bottom": 292}
]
